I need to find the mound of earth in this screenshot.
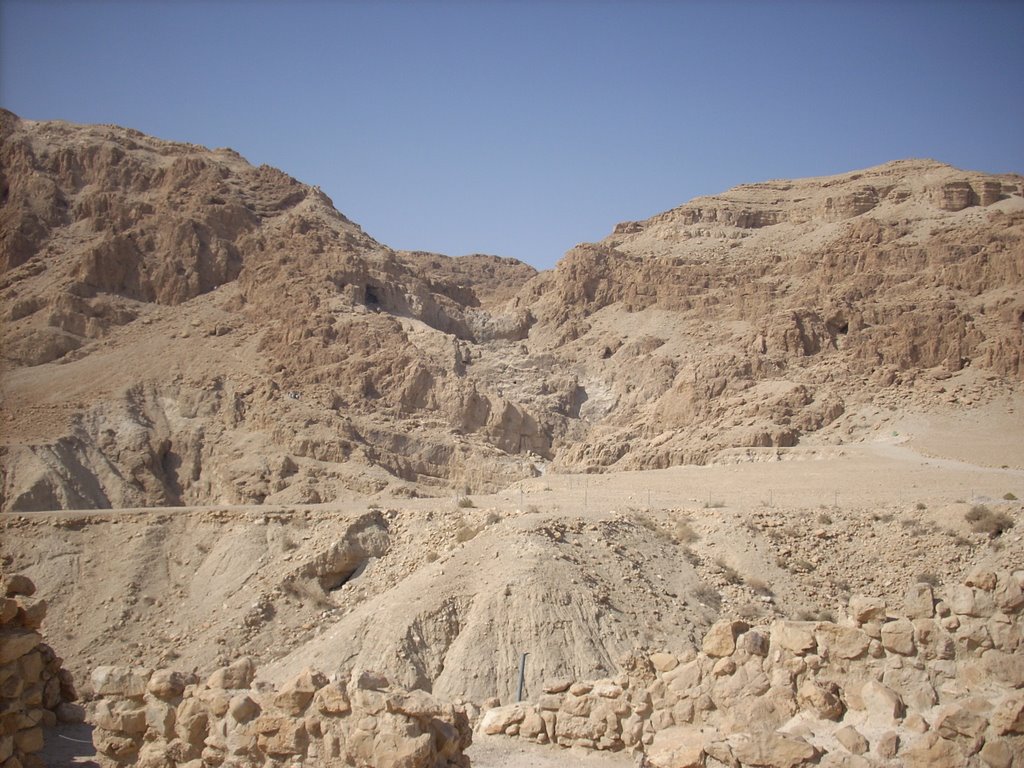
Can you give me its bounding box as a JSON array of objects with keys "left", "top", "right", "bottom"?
[{"left": 2, "top": 111, "right": 1023, "bottom": 514}]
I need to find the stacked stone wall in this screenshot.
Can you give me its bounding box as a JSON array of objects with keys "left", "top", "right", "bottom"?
[
  {"left": 481, "top": 568, "right": 1024, "bottom": 767},
  {"left": 0, "top": 573, "right": 78, "bottom": 768},
  {"left": 89, "top": 659, "right": 471, "bottom": 768}
]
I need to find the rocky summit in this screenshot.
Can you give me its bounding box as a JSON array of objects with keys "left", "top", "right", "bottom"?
[{"left": 1, "top": 112, "right": 1023, "bottom": 768}]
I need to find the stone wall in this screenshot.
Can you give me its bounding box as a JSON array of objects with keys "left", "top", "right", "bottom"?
[
  {"left": 0, "top": 573, "right": 79, "bottom": 768},
  {"left": 89, "top": 660, "right": 471, "bottom": 768},
  {"left": 480, "top": 568, "right": 1024, "bottom": 767}
]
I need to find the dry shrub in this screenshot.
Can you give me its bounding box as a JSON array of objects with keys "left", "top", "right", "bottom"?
[
  {"left": 457, "top": 496, "right": 476, "bottom": 508},
  {"left": 673, "top": 520, "right": 700, "bottom": 544},
  {"left": 715, "top": 557, "right": 742, "bottom": 585},
  {"left": 692, "top": 584, "right": 722, "bottom": 611},
  {"left": 1004, "top": 492, "right": 1018, "bottom": 501},
  {"left": 965, "top": 505, "right": 1014, "bottom": 537},
  {"left": 747, "top": 577, "right": 773, "bottom": 596},
  {"left": 915, "top": 572, "right": 940, "bottom": 587}
]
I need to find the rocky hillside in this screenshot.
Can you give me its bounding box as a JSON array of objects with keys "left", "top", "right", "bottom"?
[{"left": 1, "top": 111, "right": 1022, "bottom": 512}]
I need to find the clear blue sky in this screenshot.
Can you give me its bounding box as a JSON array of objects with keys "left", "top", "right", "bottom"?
[{"left": 3, "top": 1, "right": 1023, "bottom": 270}]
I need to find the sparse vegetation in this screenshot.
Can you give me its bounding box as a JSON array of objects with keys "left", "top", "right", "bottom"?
[
  {"left": 457, "top": 496, "right": 475, "bottom": 508},
  {"left": 704, "top": 500, "right": 726, "bottom": 509},
  {"left": 736, "top": 602, "right": 765, "bottom": 621},
  {"left": 692, "top": 584, "right": 722, "bottom": 611},
  {"left": 915, "top": 502, "right": 927, "bottom": 510},
  {"left": 1004, "top": 492, "right": 1018, "bottom": 501},
  {"left": 714, "top": 557, "right": 742, "bottom": 585},
  {"left": 817, "top": 512, "right": 833, "bottom": 525},
  {"left": 965, "top": 504, "right": 1015, "bottom": 537},
  {"left": 747, "top": 577, "right": 774, "bottom": 596},
  {"left": 872, "top": 512, "right": 895, "bottom": 523},
  {"left": 673, "top": 520, "right": 700, "bottom": 544},
  {"left": 455, "top": 518, "right": 480, "bottom": 543},
  {"left": 915, "top": 572, "right": 941, "bottom": 587},
  {"left": 425, "top": 551, "right": 439, "bottom": 563}
]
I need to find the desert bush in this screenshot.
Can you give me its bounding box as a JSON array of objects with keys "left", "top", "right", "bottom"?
[
  {"left": 795, "top": 608, "right": 835, "bottom": 622},
  {"left": 457, "top": 496, "right": 475, "bottom": 508},
  {"left": 425, "top": 551, "right": 439, "bottom": 563},
  {"left": 484, "top": 511, "right": 502, "bottom": 525},
  {"left": 1004, "top": 492, "right": 1018, "bottom": 501},
  {"left": 715, "top": 557, "right": 742, "bottom": 585},
  {"left": 915, "top": 502, "right": 927, "bottom": 510},
  {"left": 872, "top": 512, "right": 894, "bottom": 523},
  {"left": 945, "top": 529, "right": 972, "bottom": 547},
  {"left": 817, "top": 512, "right": 833, "bottom": 525},
  {"left": 915, "top": 572, "right": 941, "bottom": 587},
  {"left": 673, "top": 520, "right": 700, "bottom": 544},
  {"left": 747, "top": 577, "right": 773, "bottom": 596},
  {"left": 692, "top": 584, "right": 722, "bottom": 611},
  {"left": 965, "top": 504, "right": 1015, "bottom": 537},
  {"left": 681, "top": 547, "right": 701, "bottom": 566},
  {"left": 704, "top": 500, "right": 726, "bottom": 509},
  {"left": 789, "top": 558, "right": 815, "bottom": 574}
]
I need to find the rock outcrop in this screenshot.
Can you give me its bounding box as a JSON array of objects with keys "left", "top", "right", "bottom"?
[
  {"left": 2, "top": 111, "right": 1023, "bottom": 512},
  {"left": 0, "top": 572, "right": 79, "bottom": 768},
  {"left": 88, "top": 661, "right": 470, "bottom": 768},
  {"left": 482, "top": 568, "right": 1024, "bottom": 767}
]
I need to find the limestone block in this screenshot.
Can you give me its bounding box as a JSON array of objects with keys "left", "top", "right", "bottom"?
[
  {"left": 983, "top": 649, "right": 1024, "bottom": 687},
  {"left": 703, "top": 620, "right": 749, "bottom": 657},
  {"left": 739, "top": 629, "right": 770, "bottom": 657},
  {"left": 536, "top": 694, "right": 561, "bottom": 711},
  {"left": 900, "top": 731, "right": 965, "bottom": 767},
  {"left": 874, "top": 731, "right": 899, "bottom": 759},
  {"left": 880, "top": 617, "right": 915, "bottom": 655},
  {"left": 206, "top": 657, "right": 255, "bottom": 690},
  {"left": 175, "top": 697, "right": 209, "bottom": 745},
  {"left": 994, "top": 573, "right": 1024, "bottom": 613},
  {"left": 728, "top": 730, "right": 818, "bottom": 768},
  {"left": 936, "top": 703, "right": 988, "bottom": 746},
  {"left": 91, "top": 666, "right": 152, "bottom": 698},
  {"left": 228, "top": 694, "right": 260, "bottom": 723},
  {"left": 259, "top": 717, "right": 308, "bottom": 757},
  {"left": 542, "top": 678, "right": 572, "bottom": 694},
  {"left": 145, "top": 700, "right": 176, "bottom": 739},
  {"left": 93, "top": 699, "right": 148, "bottom": 735},
  {"left": 15, "top": 601, "right": 46, "bottom": 631},
  {"left": 834, "top": 724, "right": 868, "bottom": 755},
  {"left": 848, "top": 595, "right": 886, "bottom": 624},
  {"left": 386, "top": 688, "right": 450, "bottom": 720},
  {"left": 881, "top": 666, "right": 937, "bottom": 710},
  {"left": 479, "top": 704, "right": 526, "bottom": 735},
  {"left": 860, "top": 681, "right": 904, "bottom": 724},
  {"left": 797, "top": 680, "right": 844, "bottom": 720},
  {"left": 0, "top": 631, "right": 42, "bottom": 666},
  {"left": 990, "top": 693, "right": 1024, "bottom": 735},
  {"left": 0, "top": 600, "right": 18, "bottom": 625},
  {"left": 965, "top": 568, "right": 998, "bottom": 591},
  {"left": 147, "top": 669, "right": 187, "bottom": 700},
  {"left": 2, "top": 576, "right": 35, "bottom": 599},
  {"left": 313, "top": 682, "right": 349, "bottom": 715},
  {"left": 274, "top": 667, "right": 327, "bottom": 715},
  {"left": 773, "top": 621, "right": 817, "bottom": 655},
  {"left": 816, "top": 624, "right": 870, "bottom": 660},
  {"left": 949, "top": 585, "right": 996, "bottom": 618},
  {"left": 559, "top": 694, "right": 592, "bottom": 718},
  {"left": 519, "top": 709, "right": 545, "bottom": 740},
  {"left": 905, "top": 583, "right": 935, "bottom": 619},
  {"left": 650, "top": 652, "right": 679, "bottom": 673},
  {"left": 979, "top": 739, "right": 1014, "bottom": 768},
  {"left": 13, "top": 726, "right": 43, "bottom": 753},
  {"left": 646, "top": 725, "right": 709, "bottom": 768}
]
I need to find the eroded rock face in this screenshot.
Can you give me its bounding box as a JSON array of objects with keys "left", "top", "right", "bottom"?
[
  {"left": 485, "top": 569, "right": 1024, "bottom": 766},
  {"left": 88, "top": 663, "right": 471, "bottom": 768},
  {"left": 2, "top": 112, "right": 1023, "bottom": 511}
]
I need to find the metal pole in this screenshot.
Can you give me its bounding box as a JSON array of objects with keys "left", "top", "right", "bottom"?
[{"left": 516, "top": 652, "right": 529, "bottom": 702}]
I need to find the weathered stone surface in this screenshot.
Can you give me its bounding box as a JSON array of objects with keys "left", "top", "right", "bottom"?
[
  {"left": 834, "top": 724, "right": 868, "bottom": 755},
  {"left": 480, "top": 704, "right": 527, "bottom": 735},
  {"left": 147, "top": 669, "right": 186, "bottom": 700},
  {"left": 0, "top": 630, "right": 42, "bottom": 666},
  {"left": 861, "top": 681, "right": 903, "bottom": 723},
  {"left": 848, "top": 595, "right": 886, "bottom": 624},
  {"left": 650, "top": 652, "right": 679, "bottom": 673},
  {"left": 817, "top": 625, "right": 870, "bottom": 660},
  {"left": 880, "top": 617, "right": 916, "bottom": 655},
  {"left": 2, "top": 575, "right": 35, "bottom": 599},
  {"left": 205, "top": 657, "right": 255, "bottom": 690},
  {"left": 728, "top": 730, "right": 818, "bottom": 768},
  {"left": 773, "top": 621, "right": 817, "bottom": 654},
  {"left": 905, "top": 583, "right": 935, "bottom": 619},
  {"left": 646, "top": 726, "right": 709, "bottom": 768},
  {"left": 273, "top": 667, "right": 327, "bottom": 715},
  {"left": 901, "top": 731, "right": 964, "bottom": 767},
  {"left": 798, "top": 680, "right": 844, "bottom": 720},
  {"left": 91, "top": 666, "right": 152, "bottom": 698},
  {"left": 979, "top": 738, "right": 1014, "bottom": 768},
  {"left": 703, "top": 620, "right": 749, "bottom": 657}
]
